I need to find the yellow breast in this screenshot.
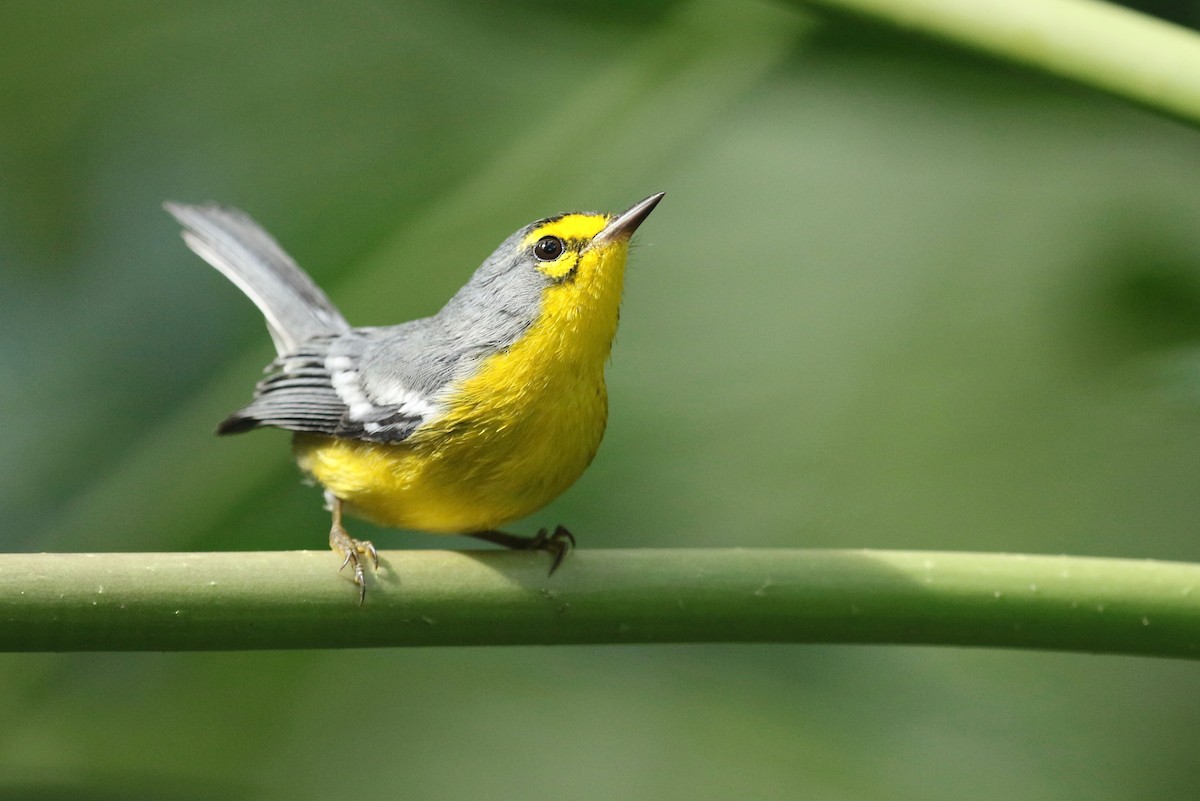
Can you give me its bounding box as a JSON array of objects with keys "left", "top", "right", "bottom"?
[{"left": 294, "top": 225, "right": 628, "bottom": 534}]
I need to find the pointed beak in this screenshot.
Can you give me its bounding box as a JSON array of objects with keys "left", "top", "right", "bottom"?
[{"left": 593, "top": 192, "right": 665, "bottom": 245}]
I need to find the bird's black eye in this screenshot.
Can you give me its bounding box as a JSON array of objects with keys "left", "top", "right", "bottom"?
[{"left": 534, "top": 236, "right": 564, "bottom": 261}]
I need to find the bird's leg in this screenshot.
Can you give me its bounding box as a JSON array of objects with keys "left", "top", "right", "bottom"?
[
  {"left": 326, "top": 491, "right": 378, "bottom": 605},
  {"left": 470, "top": 525, "right": 576, "bottom": 574}
]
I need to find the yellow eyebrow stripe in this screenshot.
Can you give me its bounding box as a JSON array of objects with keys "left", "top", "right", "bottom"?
[{"left": 522, "top": 213, "right": 609, "bottom": 245}]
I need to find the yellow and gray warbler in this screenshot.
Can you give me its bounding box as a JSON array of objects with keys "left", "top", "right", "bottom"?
[{"left": 165, "top": 193, "right": 663, "bottom": 601}]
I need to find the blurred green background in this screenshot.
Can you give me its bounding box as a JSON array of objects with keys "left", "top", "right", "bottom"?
[{"left": 3, "top": 0, "right": 1200, "bottom": 798}]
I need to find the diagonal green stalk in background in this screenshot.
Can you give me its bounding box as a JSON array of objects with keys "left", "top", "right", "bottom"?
[
  {"left": 2, "top": 549, "right": 1198, "bottom": 657},
  {"left": 791, "top": 0, "right": 1200, "bottom": 128}
]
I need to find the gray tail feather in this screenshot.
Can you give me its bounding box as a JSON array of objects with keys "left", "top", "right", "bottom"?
[{"left": 164, "top": 202, "right": 351, "bottom": 355}]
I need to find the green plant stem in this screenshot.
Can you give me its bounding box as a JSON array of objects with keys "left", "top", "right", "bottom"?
[
  {"left": 791, "top": 0, "right": 1200, "bottom": 128},
  {"left": 1, "top": 549, "right": 1197, "bottom": 656}
]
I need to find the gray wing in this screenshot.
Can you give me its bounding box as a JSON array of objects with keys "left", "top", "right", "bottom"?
[
  {"left": 218, "top": 284, "right": 527, "bottom": 443},
  {"left": 219, "top": 327, "right": 443, "bottom": 444}
]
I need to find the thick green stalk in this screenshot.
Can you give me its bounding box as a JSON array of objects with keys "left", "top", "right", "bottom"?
[
  {"left": 1, "top": 549, "right": 1197, "bottom": 656},
  {"left": 792, "top": 0, "right": 1200, "bottom": 128}
]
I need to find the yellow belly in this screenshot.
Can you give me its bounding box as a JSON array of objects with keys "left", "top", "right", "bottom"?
[
  {"left": 294, "top": 387, "right": 606, "bottom": 533},
  {"left": 293, "top": 322, "right": 611, "bottom": 533}
]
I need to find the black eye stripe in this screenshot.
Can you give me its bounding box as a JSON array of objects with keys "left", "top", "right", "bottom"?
[{"left": 532, "top": 236, "right": 594, "bottom": 260}]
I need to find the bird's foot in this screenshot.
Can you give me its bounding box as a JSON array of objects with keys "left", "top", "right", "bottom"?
[
  {"left": 530, "top": 525, "right": 575, "bottom": 574},
  {"left": 326, "top": 493, "right": 377, "bottom": 604},
  {"left": 330, "top": 524, "right": 378, "bottom": 605},
  {"left": 470, "top": 525, "right": 576, "bottom": 575}
]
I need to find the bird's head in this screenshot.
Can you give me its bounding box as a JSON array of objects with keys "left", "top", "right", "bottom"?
[{"left": 445, "top": 193, "right": 664, "bottom": 358}]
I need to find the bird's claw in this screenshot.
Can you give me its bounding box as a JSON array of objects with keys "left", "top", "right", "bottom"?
[
  {"left": 331, "top": 524, "right": 377, "bottom": 606},
  {"left": 468, "top": 525, "right": 577, "bottom": 574},
  {"left": 531, "top": 525, "right": 575, "bottom": 575}
]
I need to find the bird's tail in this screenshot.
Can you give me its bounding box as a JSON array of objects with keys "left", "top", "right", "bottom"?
[{"left": 164, "top": 203, "right": 350, "bottom": 355}]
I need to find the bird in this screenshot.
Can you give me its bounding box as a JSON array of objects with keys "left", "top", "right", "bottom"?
[{"left": 165, "top": 192, "right": 663, "bottom": 602}]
